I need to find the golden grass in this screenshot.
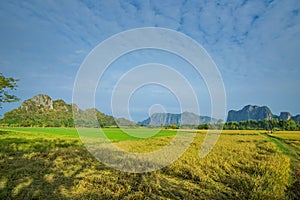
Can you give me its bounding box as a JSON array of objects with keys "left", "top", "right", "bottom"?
[
  {"left": 267, "top": 131, "right": 300, "bottom": 198},
  {"left": 0, "top": 129, "right": 296, "bottom": 199},
  {"left": 269, "top": 131, "right": 300, "bottom": 150}
]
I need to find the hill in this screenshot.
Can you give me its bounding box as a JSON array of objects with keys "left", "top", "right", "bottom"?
[
  {"left": 0, "top": 94, "right": 134, "bottom": 127},
  {"left": 227, "top": 105, "right": 300, "bottom": 122},
  {"left": 227, "top": 105, "right": 273, "bottom": 122},
  {"left": 138, "top": 112, "right": 217, "bottom": 127}
]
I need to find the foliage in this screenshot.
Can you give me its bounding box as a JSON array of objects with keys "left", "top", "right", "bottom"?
[
  {"left": 197, "top": 119, "right": 300, "bottom": 131},
  {"left": 0, "top": 99, "right": 74, "bottom": 127},
  {"left": 0, "top": 73, "right": 20, "bottom": 108},
  {"left": 0, "top": 95, "right": 125, "bottom": 128},
  {"left": 168, "top": 124, "right": 179, "bottom": 129}
]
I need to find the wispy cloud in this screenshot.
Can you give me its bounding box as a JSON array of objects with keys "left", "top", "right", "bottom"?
[{"left": 0, "top": 0, "right": 299, "bottom": 118}]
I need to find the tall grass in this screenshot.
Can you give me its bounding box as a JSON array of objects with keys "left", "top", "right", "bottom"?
[
  {"left": 267, "top": 131, "right": 300, "bottom": 198},
  {"left": 0, "top": 129, "right": 295, "bottom": 199}
]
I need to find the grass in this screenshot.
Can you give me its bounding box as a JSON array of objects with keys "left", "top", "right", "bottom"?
[
  {"left": 269, "top": 131, "right": 300, "bottom": 153},
  {"left": 3, "top": 127, "right": 185, "bottom": 141},
  {"left": 0, "top": 128, "right": 299, "bottom": 199},
  {"left": 264, "top": 131, "right": 300, "bottom": 198}
]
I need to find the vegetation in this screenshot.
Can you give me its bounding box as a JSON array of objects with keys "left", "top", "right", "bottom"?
[
  {"left": 1, "top": 94, "right": 299, "bottom": 132},
  {"left": 166, "top": 124, "right": 179, "bottom": 129},
  {"left": 0, "top": 128, "right": 299, "bottom": 199},
  {"left": 0, "top": 94, "right": 127, "bottom": 128},
  {"left": 0, "top": 99, "right": 74, "bottom": 127},
  {"left": 0, "top": 94, "right": 197, "bottom": 129},
  {"left": 3, "top": 127, "right": 181, "bottom": 142},
  {"left": 198, "top": 119, "right": 300, "bottom": 131},
  {"left": 269, "top": 131, "right": 300, "bottom": 151},
  {"left": 0, "top": 73, "right": 20, "bottom": 108},
  {"left": 264, "top": 131, "right": 300, "bottom": 199}
]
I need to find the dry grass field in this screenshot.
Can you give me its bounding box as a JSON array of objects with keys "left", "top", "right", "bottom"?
[{"left": 0, "top": 128, "right": 299, "bottom": 199}]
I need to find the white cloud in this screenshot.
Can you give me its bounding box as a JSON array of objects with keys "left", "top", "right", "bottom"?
[{"left": 0, "top": 0, "right": 299, "bottom": 117}]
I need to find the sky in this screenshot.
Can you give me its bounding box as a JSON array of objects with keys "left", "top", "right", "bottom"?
[{"left": 0, "top": 0, "right": 300, "bottom": 121}]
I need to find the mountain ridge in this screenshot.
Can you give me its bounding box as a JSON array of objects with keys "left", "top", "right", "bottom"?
[
  {"left": 227, "top": 105, "right": 300, "bottom": 122},
  {"left": 2, "top": 94, "right": 300, "bottom": 127},
  {"left": 0, "top": 94, "right": 135, "bottom": 127},
  {"left": 138, "top": 111, "right": 218, "bottom": 127}
]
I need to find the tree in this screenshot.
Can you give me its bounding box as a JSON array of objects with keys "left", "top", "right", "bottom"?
[
  {"left": 224, "top": 121, "right": 239, "bottom": 130},
  {"left": 0, "top": 73, "right": 20, "bottom": 108},
  {"left": 198, "top": 124, "right": 209, "bottom": 130},
  {"left": 270, "top": 118, "right": 279, "bottom": 131},
  {"left": 216, "top": 119, "right": 224, "bottom": 130},
  {"left": 169, "top": 124, "right": 179, "bottom": 129},
  {"left": 287, "top": 120, "right": 297, "bottom": 131},
  {"left": 263, "top": 118, "right": 271, "bottom": 131}
]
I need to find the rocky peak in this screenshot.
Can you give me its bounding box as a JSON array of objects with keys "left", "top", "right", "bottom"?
[
  {"left": 279, "top": 112, "right": 292, "bottom": 121},
  {"left": 30, "top": 94, "right": 53, "bottom": 109},
  {"left": 139, "top": 112, "right": 217, "bottom": 126},
  {"left": 292, "top": 115, "right": 300, "bottom": 122},
  {"left": 227, "top": 105, "right": 273, "bottom": 122},
  {"left": 243, "top": 105, "right": 258, "bottom": 112},
  {"left": 53, "top": 99, "right": 69, "bottom": 112},
  {"left": 20, "top": 94, "right": 54, "bottom": 111}
]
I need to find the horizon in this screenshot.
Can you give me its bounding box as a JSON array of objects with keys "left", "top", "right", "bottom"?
[
  {"left": 1, "top": 93, "right": 299, "bottom": 123},
  {"left": 1, "top": 1, "right": 300, "bottom": 121}
]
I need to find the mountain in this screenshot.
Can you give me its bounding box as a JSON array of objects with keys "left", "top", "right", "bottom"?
[
  {"left": 138, "top": 112, "right": 217, "bottom": 126},
  {"left": 274, "top": 112, "right": 300, "bottom": 122},
  {"left": 227, "top": 105, "right": 300, "bottom": 123},
  {"left": 0, "top": 94, "right": 134, "bottom": 127},
  {"left": 292, "top": 115, "right": 300, "bottom": 122},
  {"left": 276, "top": 112, "right": 292, "bottom": 121},
  {"left": 227, "top": 105, "right": 273, "bottom": 122}
]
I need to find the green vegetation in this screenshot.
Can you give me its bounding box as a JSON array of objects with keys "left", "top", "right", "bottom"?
[
  {"left": 262, "top": 131, "right": 300, "bottom": 199},
  {"left": 166, "top": 124, "right": 179, "bottom": 129},
  {"left": 3, "top": 127, "right": 181, "bottom": 141},
  {"left": 0, "top": 73, "right": 20, "bottom": 108},
  {"left": 0, "top": 94, "right": 127, "bottom": 128},
  {"left": 1, "top": 128, "right": 299, "bottom": 199},
  {"left": 198, "top": 119, "right": 300, "bottom": 131}
]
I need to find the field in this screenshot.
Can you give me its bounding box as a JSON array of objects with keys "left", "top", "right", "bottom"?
[
  {"left": 3, "top": 127, "right": 182, "bottom": 141},
  {"left": 0, "top": 128, "right": 299, "bottom": 199}
]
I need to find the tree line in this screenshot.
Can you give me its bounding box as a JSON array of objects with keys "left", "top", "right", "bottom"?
[{"left": 198, "top": 118, "right": 300, "bottom": 131}]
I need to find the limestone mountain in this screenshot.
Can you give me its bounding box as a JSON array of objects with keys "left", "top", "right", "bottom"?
[
  {"left": 0, "top": 94, "right": 134, "bottom": 127},
  {"left": 274, "top": 112, "right": 300, "bottom": 122},
  {"left": 227, "top": 105, "right": 273, "bottom": 122},
  {"left": 138, "top": 112, "right": 217, "bottom": 127},
  {"left": 227, "top": 105, "right": 300, "bottom": 123}
]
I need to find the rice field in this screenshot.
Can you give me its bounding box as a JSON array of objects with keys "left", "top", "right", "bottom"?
[
  {"left": 269, "top": 131, "right": 300, "bottom": 152},
  {"left": 0, "top": 128, "right": 299, "bottom": 199}
]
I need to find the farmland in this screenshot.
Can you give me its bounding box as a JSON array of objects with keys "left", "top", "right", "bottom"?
[{"left": 0, "top": 128, "right": 299, "bottom": 199}]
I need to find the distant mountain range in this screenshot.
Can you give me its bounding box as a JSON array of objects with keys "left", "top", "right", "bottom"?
[
  {"left": 227, "top": 105, "right": 300, "bottom": 123},
  {"left": 1, "top": 94, "right": 299, "bottom": 127},
  {"left": 138, "top": 112, "right": 218, "bottom": 126},
  {"left": 0, "top": 94, "right": 135, "bottom": 127}
]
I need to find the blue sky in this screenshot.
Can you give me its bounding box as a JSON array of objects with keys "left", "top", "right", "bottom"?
[{"left": 0, "top": 0, "right": 300, "bottom": 121}]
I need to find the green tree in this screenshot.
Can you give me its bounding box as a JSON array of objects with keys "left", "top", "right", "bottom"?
[
  {"left": 216, "top": 119, "right": 224, "bottom": 130},
  {"left": 257, "top": 120, "right": 264, "bottom": 129},
  {"left": 279, "top": 120, "right": 287, "bottom": 130},
  {"left": 263, "top": 118, "right": 271, "bottom": 131},
  {"left": 0, "top": 73, "right": 20, "bottom": 108},
  {"left": 287, "top": 120, "right": 297, "bottom": 131},
  {"left": 198, "top": 124, "right": 209, "bottom": 130},
  {"left": 169, "top": 124, "right": 179, "bottom": 129},
  {"left": 270, "top": 118, "right": 279, "bottom": 131},
  {"left": 224, "top": 121, "right": 239, "bottom": 130}
]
